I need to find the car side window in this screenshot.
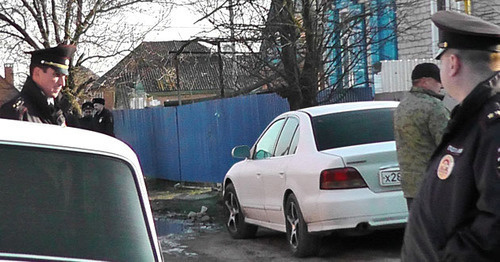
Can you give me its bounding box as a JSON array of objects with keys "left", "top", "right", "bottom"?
[
  {"left": 289, "top": 125, "right": 299, "bottom": 154},
  {"left": 253, "top": 118, "right": 286, "bottom": 160},
  {"left": 274, "top": 117, "right": 299, "bottom": 156}
]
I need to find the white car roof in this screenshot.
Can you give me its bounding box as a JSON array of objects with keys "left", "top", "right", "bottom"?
[
  {"left": 0, "top": 118, "right": 138, "bottom": 164},
  {"left": 297, "top": 101, "right": 399, "bottom": 117}
]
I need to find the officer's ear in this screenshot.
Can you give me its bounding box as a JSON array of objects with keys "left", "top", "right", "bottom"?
[
  {"left": 448, "top": 54, "right": 461, "bottom": 77},
  {"left": 31, "top": 66, "right": 42, "bottom": 81},
  {"left": 441, "top": 51, "right": 461, "bottom": 77}
]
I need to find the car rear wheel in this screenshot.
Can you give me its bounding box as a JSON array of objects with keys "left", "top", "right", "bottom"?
[
  {"left": 285, "top": 193, "right": 321, "bottom": 257},
  {"left": 223, "top": 183, "right": 258, "bottom": 239}
]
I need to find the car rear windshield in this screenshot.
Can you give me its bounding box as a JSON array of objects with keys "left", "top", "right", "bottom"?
[
  {"left": 312, "top": 108, "right": 395, "bottom": 151},
  {"left": 0, "top": 144, "right": 156, "bottom": 262}
]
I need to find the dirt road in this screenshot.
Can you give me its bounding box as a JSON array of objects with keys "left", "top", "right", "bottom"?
[
  {"left": 158, "top": 220, "right": 404, "bottom": 261},
  {"left": 150, "top": 182, "right": 404, "bottom": 261}
]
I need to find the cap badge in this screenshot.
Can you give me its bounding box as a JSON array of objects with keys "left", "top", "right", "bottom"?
[
  {"left": 438, "top": 42, "right": 448, "bottom": 48},
  {"left": 437, "top": 154, "right": 454, "bottom": 180}
]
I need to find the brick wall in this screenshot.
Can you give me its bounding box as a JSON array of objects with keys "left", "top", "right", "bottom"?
[
  {"left": 0, "top": 64, "right": 18, "bottom": 106},
  {"left": 0, "top": 80, "right": 18, "bottom": 106}
]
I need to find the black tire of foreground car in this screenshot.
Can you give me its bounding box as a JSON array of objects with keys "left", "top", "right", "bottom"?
[
  {"left": 224, "top": 183, "right": 258, "bottom": 239},
  {"left": 285, "top": 193, "right": 321, "bottom": 257}
]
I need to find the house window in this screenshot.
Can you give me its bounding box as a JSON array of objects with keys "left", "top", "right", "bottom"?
[{"left": 339, "top": 9, "right": 356, "bottom": 88}]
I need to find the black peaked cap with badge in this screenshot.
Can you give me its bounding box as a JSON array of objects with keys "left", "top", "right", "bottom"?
[
  {"left": 82, "top": 102, "right": 94, "bottom": 110},
  {"left": 27, "top": 44, "right": 76, "bottom": 75},
  {"left": 92, "top": 98, "right": 105, "bottom": 105},
  {"left": 431, "top": 11, "right": 500, "bottom": 60}
]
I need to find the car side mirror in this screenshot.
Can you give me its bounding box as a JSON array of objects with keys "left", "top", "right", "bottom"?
[{"left": 232, "top": 145, "right": 250, "bottom": 159}]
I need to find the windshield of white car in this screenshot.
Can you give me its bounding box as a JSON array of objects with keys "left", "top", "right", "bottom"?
[
  {"left": 312, "top": 108, "right": 395, "bottom": 151},
  {"left": 0, "top": 144, "right": 156, "bottom": 261}
]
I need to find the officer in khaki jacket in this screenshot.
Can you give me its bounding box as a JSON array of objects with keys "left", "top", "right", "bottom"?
[
  {"left": 394, "top": 63, "right": 450, "bottom": 210},
  {"left": 402, "top": 11, "right": 500, "bottom": 262}
]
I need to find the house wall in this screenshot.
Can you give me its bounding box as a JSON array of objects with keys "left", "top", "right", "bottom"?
[
  {"left": 396, "top": 0, "right": 435, "bottom": 60},
  {"left": 0, "top": 64, "right": 18, "bottom": 106},
  {"left": 0, "top": 81, "right": 18, "bottom": 106},
  {"left": 397, "top": 0, "right": 500, "bottom": 60},
  {"left": 472, "top": 1, "right": 500, "bottom": 25},
  {"left": 325, "top": 0, "right": 398, "bottom": 93}
]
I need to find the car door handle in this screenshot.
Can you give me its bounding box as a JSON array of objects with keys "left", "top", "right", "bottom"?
[{"left": 279, "top": 172, "right": 285, "bottom": 178}]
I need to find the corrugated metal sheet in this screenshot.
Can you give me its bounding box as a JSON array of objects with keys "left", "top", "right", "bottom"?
[
  {"left": 93, "top": 41, "right": 261, "bottom": 97},
  {"left": 377, "top": 58, "right": 439, "bottom": 93},
  {"left": 114, "top": 107, "right": 180, "bottom": 180},
  {"left": 113, "top": 93, "right": 289, "bottom": 183}
]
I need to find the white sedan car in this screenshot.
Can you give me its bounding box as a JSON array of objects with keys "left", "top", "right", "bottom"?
[
  {"left": 223, "top": 101, "right": 408, "bottom": 257},
  {"left": 0, "top": 119, "right": 162, "bottom": 261}
]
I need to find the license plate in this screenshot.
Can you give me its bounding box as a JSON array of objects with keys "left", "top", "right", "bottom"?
[{"left": 379, "top": 168, "right": 401, "bottom": 186}]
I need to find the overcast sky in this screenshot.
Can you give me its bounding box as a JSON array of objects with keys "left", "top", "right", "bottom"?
[
  {"left": 0, "top": 3, "right": 217, "bottom": 86},
  {"left": 145, "top": 5, "right": 214, "bottom": 41}
]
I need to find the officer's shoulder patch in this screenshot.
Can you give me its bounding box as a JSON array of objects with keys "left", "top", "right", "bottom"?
[
  {"left": 485, "top": 102, "right": 500, "bottom": 124},
  {"left": 12, "top": 97, "right": 26, "bottom": 111},
  {"left": 11, "top": 97, "right": 28, "bottom": 119},
  {"left": 486, "top": 110, "right": 500, "bottom": 120}
]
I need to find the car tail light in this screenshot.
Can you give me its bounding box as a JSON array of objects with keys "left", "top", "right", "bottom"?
[{"left": 320, "top": 167, "right": 367, "bottom": 189}]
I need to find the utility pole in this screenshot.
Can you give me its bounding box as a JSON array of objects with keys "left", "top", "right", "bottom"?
[
  {"left": 452, "top": 0, "right": 472, "bottom": 14},
  {"left": 218, "top": 41, "right": 225, "bottom": 98},
  {"left": 463, "top": 0, "right": 471, "bottom": 15},
  {"left": 229, "top": 0, "right": 237, "bottom": 90}
]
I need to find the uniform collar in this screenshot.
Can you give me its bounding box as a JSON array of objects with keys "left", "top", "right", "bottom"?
[
  {"left": 410, "top": 86, "right": 445, "bottom": 100},
  {"left": 445, "top": 72, "right": 500, "bottom": 133}
]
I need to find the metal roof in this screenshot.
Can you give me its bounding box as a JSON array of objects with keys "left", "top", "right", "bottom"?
[{"left": 93, "top": 41, "right": 261, "bottom": 94}]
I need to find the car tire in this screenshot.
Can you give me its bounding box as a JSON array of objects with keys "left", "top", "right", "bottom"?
[
  {"left": 223, "top": 183, "right": 258, "bottom": 239},
  {"left": 285, "top": 193, "right": 321, "bottom": 257}
]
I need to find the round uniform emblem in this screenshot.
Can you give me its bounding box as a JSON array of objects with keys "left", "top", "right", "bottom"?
[{"left": 437, "top": 154, "right": 454, "bottom": 180}]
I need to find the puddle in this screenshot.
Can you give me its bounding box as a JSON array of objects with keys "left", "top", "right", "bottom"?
[
  {"left": 155, "top": 217, "right": 223, "bottom": 257},
  {"left": 155, "top": 218, "right": 193, "bottom": 236}
]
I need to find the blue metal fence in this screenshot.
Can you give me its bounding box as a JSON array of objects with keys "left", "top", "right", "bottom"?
[{"left": 114, "top": 94, "right": 289, "bottom": 183}]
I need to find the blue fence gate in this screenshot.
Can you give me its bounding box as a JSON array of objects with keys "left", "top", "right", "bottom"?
[{"left": 113, "top": 94, "right": 289, "bottom": 183}]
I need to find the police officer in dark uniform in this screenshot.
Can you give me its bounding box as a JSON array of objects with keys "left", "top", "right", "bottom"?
[
  {"left": 78, "top": 101, "right": 94, "bottom": 131},
  {"left": 92, "top": 98, "right": 114, "bottom": 137},
  {"left": 401, "top": 11, "right": 500, "bottom": 261},
  {"left": 0, "top": 44, "right": 76, "bottom": 125}
]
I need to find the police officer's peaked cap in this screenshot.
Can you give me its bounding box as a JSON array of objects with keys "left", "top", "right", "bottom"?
[
  {"left": 82, "top": 101, "right": 94, "bottom": 110},
  {"left": 27, "top": 44, "right": 76, "bottom": 75},
  {"left": 432, "top": 11, "right": 500, "bottom": 60},
  {"left": 92, "top": 98, "right": 105, "bottom": 105}
]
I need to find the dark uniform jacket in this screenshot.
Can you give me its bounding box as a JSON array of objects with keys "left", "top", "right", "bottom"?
[
  {"left": 0, "top": 77, "right": 69, "bottom": 125},
  {"left": 78, "top": 116, "right": 94, "bottom": 131},
  {"left": 401, "top": 72, "right": 500, "bottom": 261},
  {"left": 93, "top": 108, "right": 114, "bottom": 137}
]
